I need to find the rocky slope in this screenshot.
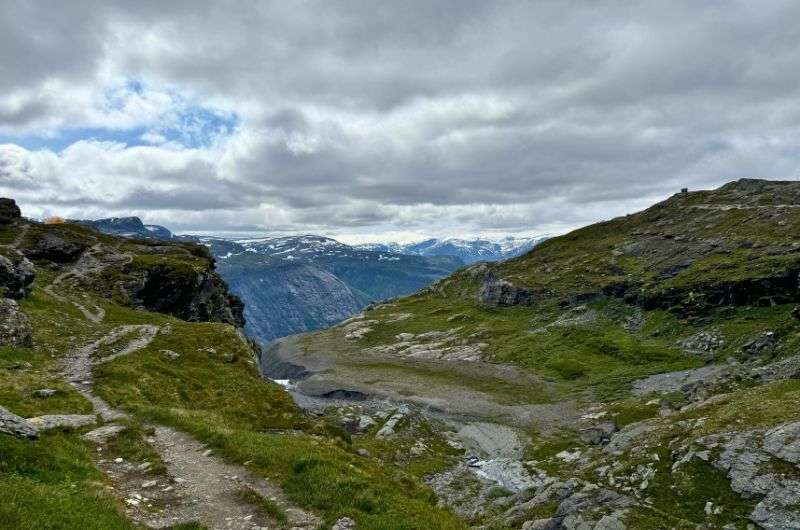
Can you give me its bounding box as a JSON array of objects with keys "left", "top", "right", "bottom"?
[
  {"left": 0, "top": 199, "right": 466, "bottom": 529},
  {"left": 358, "top": 236, "right": 549, "bottom": 265},
  {"left": 272, "top": 179, "right": 800, "bottom": 529}
]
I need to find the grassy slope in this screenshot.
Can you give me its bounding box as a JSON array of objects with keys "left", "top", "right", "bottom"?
[
  {"left": 0, "top": 222, "right": 465, "bottom": 530},
  {"left": 296, "top": 180, "right": 800, "bottom": 527}
]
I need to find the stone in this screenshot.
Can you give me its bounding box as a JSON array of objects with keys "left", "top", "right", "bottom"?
[
  {"left": 83, "top": 424, "right": 127, "bottom": 443},
  {"left": 478, "top": 274, "right": 534, "bottom": 307},
  {"left": 356, "top": 448, "right": 370, "bottom": 457},
  {"left": 160, "top": 349, "right": 180, "bottom": 360},
  {"left": 0, "top": 298, "right": 33, "bottom": 347},
  {"left": 28, "top": 414, "right": 96, "bottom": 432},
  {"left": 0, "top": 255, "right": 35, "bottom": 299},
  {"left": 579, "top": 422, "right": 618, "bottom": 445},
  {"left": 375, "top": 405, "right": 410, "bottom": 439},
  {"left": 604, "top": 420, "right": 657, "bottom": 456},
  {"left": 522, "top": 519, "right": 562, "bottom": 530},
  {"left": 0, "top": 198, "right": 21, "bottom": 224},
  {"left": 741, "top": 331, "right": 777, "bottom": 358},
  {"left": 33, "top": 388, "right": 57, "bottom": 398},
  {"left": 0, "top": 405, "right": 37, "bottom": 438},
  {"left": 677, "top": 329, "right": 725, "bottom": 355},
  {"left": 331, "top": 517, "right": 356, "bottom": 530}
]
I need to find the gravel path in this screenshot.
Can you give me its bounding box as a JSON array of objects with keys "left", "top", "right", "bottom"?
[{"left": 61, "top": 317, "right": 319, "bottom": 529}]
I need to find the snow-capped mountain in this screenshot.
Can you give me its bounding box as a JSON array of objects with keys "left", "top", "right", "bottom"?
[{"left": 357, "top": 235, "right": 549, "bottom": 264}]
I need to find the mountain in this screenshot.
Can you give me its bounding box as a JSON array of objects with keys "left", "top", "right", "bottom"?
[
  {"left": 79, "top": 216, "right": 174, "bottom": 240},
  {"left": 74, "top": 220, "right": 465, "bottom": 343},
  {"left": 273, "top": 179, "right": 800, "bottom": 529},
  {"left": 0, "top": 198, "right": 463, "bottom": 529},
  {"left": 209, "top": 235, "right": 464, "bottom": 343},
  {"left": 357, "top": 235, "right": 549, "bottom": 264}
]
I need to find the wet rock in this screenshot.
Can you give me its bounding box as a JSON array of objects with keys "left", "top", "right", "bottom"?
[
  {"left": 478, "top": 274, "right": 534, "bottom": 307},
  {"left": 24, "top": 232, "right": 87, "bottom": 263},
  {"left": 0, "top": 406, "right": 37, "bottom": 438},
  {"left": 331, "top": 517, "right": 356, "bottom": 530},
  {"left": 0, "top": 298, "right": 33, "bottom": 347},
  {"left": 28, "top": 414, "right": 96, "bottom": 432},
  {"left": 0, "top": 255, "right": 35, "bottom": 299},
  {"left": 0, "top": 198, "right": 21, "bottom": 224}
]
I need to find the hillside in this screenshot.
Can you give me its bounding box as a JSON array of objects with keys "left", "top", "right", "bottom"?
[
  {"left": 0, "top": 200, "right": 465, "bottom": 530},
  {"left": 272, "top": 179, "right": 800, "bottom": 529}
]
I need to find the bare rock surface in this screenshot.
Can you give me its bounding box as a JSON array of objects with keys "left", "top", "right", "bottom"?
[
  {"left": 0, "top": 297, "right": 33, "bottom": 346},
  {"left": 0, "top": 405, "right": 38, "bottom": 439}
]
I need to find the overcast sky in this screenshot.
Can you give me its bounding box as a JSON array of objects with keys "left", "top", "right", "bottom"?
[{"left": 1, "top": 1, "right": 799, "bottom": 243}]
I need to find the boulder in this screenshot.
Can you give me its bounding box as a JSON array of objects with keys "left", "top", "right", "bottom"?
[
  {"left": 331, "top": 517, "right": 356, "bottom": 530},
  {"left": 0, "top": 198, "right": 21, "bottom": 224},
  {"left": 579, "top": 422, "right": 618, "bottom": 445},
  {"left": 0, "top": 255, "right": 34, "bottom": 299},
  {"left": 0, "top": 298, "right": 33, "bottom": 347},
  {"left": 741, "top": 331, "right": 777, "bottom": 358},
  {"left": 0, "top": 406, "right": 37, "bottom": 438},
  {"left": 24, "top": 232, "right": 86, "bottom": 263}
]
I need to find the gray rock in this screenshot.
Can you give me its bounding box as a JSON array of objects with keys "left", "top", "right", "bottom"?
[
  {"left": 331, "top": 516, "right": 356, "bottom": 530},
  {"left": 631, "top": 363, "right": 735, "bottom": 397},
  {"left": 579, "top": 422, "right": 618, "bottom": 445},
  {"left": 742, "top": 331, "right": 777, "bottom": 358},
  {"left": 24, "top": 232, "right": 87, "bottom": 263},
  {"left": 356, "top": 448, "right": 370, "bottom": 457},
  {"left": 28, "top": 414, "right": 96, "bottom": 432},
  {"left": 0, "top": 297, "right": 33, "bottom": 347},
  {"left": 762, "top": 422, "right": 800, "bottom": 464},
  {"left": 522, "top": 518, "right": 563, "bottom": 530},
  {"left": 83, "top": 424, "right": 128, "bottom": 443},
  {"left": 375, "top": 405, "right": 410, "bottom": 439},
  {"left": 33, "top": 388, "right": 57, "bottom": 398},
  {"left": 160, "top": 349, "right": 180, "bottom": 360},
  {"left": 604, "top": 420, "right": 657, "bottom": 455},
  {"left": 0, "top": 406, "right": 37, "bottom": 438},
  {"left": 0, "top": 255, "right": 35, "bottom": 299},
  {"left": 478, "top": 274, "right": 534, "bottom": 307},
  {"left": 677, "top": 329, "right": 725, "bottom": 355}
]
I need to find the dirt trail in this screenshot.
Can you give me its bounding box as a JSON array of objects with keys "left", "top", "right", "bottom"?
[{"left": 63, "top": 323, "right": 319, "bottom": 529}]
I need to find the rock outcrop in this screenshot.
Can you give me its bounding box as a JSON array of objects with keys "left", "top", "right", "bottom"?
[
  {"left": 0, "top": 198, "right": 21, "bottom": 224},
  {"left": 0, "top": 298, "right": 33, "bottom": 347},
  {"left": 0, "top": 255, "right": 34, "bottom": 299},
  {"left": 24, "top": 232, "right": 87, "bottom": 263},
  {"left": 478, "top": 274, "right": 535, "bottom": 307}
]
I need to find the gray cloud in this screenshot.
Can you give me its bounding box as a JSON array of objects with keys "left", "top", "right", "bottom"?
[{"left": 1, "top": 0, "right": 800, "bottom": 240}]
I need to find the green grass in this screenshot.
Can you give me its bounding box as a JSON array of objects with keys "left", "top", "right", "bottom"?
[
  {"left": 238, "top": 486, "right": 288, "bottom": 524},
  {"left": 0, "top": 432, "right": 137, "bottom": 530}
]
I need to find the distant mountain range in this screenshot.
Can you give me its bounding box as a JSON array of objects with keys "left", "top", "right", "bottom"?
[{"left": 356, "top": 236, "right": 549, "bottom": 264}]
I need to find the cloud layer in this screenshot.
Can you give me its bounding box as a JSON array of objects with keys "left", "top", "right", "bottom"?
[{"left": 2, "top": 1, "right": 800, "bottom": 240}]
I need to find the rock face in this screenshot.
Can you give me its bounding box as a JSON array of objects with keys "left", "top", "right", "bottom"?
[
  {"left": 125, "top": 264, "right": 245, "bottom": 327},
  {"left": 0, "top": 406, "right": 38, "bottom": 439},
  {"left": 0, "top": 198, "right": 21, "bottom": 224},
  {"left": 24, "top": 232, "right": 87, "bottom": 263},
  {"left": 0, "top": 298, "right": 33, "bottom": 347},
  {"left": 0, "top": 255, "right": 34, "bottom": 299},
  {"left": 478, "top": 274, "right": 535, "bottom": 307}
]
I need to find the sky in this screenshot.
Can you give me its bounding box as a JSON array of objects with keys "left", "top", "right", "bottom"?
[{"left": 2, "top": 1, "right": 800, "bottom": 243}]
